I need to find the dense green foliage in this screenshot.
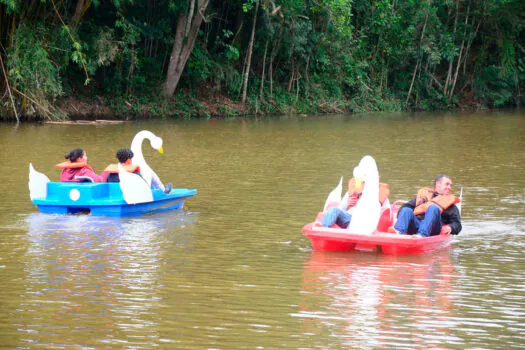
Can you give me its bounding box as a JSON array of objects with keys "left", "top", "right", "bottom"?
[{"left": 0, "top": 0, "right": 524, "bottom": 120}]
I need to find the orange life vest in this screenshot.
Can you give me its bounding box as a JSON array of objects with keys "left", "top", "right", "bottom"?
[
  {"left": 347, "top": 178, "right": 390, "bottom": 205},
  {"left": 416, "top": 187, "right": 434, "bottom": 206},
  {"left": 413, "top": 187, "right": 460, "bottom": 215},
  {"left": 55, "top": 161, "right": 94, "bottom": 172},
  {"left": 103, "top": 164, "right": 141, "bottom": 174},
  {"left": 379, "top": 183, "right": 390, "bottom": 204}
]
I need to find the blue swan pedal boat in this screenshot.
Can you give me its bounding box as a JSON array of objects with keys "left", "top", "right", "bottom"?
[
  {"left": 28, "top": 130, "right": 197, "bottom": 217},
  {"left": 30, "top": 180, "right": 197, "bottom": 216}
]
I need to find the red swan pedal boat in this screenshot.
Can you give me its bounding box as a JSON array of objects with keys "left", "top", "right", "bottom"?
[{"left": 302, "top": 202, "right": 453, "bottom": 255}]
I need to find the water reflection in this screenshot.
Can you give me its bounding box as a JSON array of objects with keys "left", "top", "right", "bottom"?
[
  {"left": 18, "top": 211, "right": 197, "bottom": 348},
  {"left": 299, "top": 250, "right": 462, "bottom": 348}
]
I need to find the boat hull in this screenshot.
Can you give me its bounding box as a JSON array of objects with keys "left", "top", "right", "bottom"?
[
  {"left": 32, "top": 182, "right": 197, "bottom": 217},
  {"left": 302, "top": 204, "right": 453, "bottom": 255},
  {"left": 302, "top": 223, "right": 453, "bottom": 254}
]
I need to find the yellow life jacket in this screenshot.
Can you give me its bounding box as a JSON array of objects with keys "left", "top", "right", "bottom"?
[{"left": 379, "top": 184, "right": 390, "bottom": 204}]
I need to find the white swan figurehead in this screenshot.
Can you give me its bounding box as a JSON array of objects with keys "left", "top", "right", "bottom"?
[
  {"left": 347, "top": 155, "right": 381, "bottom": 235},
  {"left": 28, "top": 163, "right": 50, "bottom": 200},
  {"left": 130, "top": 130, "right": 165, "bottom": 190}
]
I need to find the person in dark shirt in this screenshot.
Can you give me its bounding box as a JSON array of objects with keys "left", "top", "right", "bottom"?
[
  {"left": 101, "top": 148, "right": 141, "bottom": 183},
  {"left": 102, "top": 148, "right": 173, "bottom": 194},
  {"left": 391, "top": 175, "right": 462, "bottom": 237}
]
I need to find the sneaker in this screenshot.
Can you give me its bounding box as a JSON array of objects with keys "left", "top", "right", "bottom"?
[{"left": 164, "top": 182, "right": 173, "bottom": 194}]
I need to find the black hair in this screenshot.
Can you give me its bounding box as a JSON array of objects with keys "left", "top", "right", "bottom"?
[
  {"left": 434, "top": 174, "right": 451, "bottom": 187},
  {"left": 116, "top": 148, "right": 134, "bottom": 163},
  {"left": 65, "top": 148, "right": 85, "bottom": 162}
]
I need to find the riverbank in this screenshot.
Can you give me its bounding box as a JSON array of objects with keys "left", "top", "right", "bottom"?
[
  {"left": 0, "top": 87, "right": 492, "bottom": 122},
  {"left": 0, "top": 92, "right": 354, "bottom": 122}
]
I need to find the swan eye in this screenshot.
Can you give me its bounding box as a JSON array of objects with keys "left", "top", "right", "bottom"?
[{"left": 151, "top": 137, "right": 163, "bottom": 150}]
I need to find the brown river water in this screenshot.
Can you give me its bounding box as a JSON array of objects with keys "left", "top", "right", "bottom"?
[{"left": 0, "top": 111, "right": 523, "bottom": 348}]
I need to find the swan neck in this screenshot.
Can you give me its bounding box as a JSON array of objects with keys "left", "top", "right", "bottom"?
[
  {"left": 361, "top": 175, "right": 379, "bottom": 199},
  {"left": 131, "top": 131, "right": 155, "bottom": 160}
]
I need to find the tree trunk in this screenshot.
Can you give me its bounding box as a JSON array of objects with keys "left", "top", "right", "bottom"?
[
  {"left": 305, "top": 53, "right": 310, "bottom": 82},
  {"left": 406, "top": 10, "right": 428, "bottom": 105},
  {"left": 72, "top": 0, "right": 92, "bottom": 25},
  {"left": 269, "top": 23, "right": 284, "bottom": 98},
  {"left": 449, "top": 41, "right": 464, "bottom": 100},
  {"left": 165, "top": 0, "right": 209, "bottom": 96},
  {"left": 288, "top": 60, "right": 294, "bottom": 92},
  {"left": 460, "top": 19, "right": 481, "bottom": 77},
  {"left": 269, "top": 39, "right": 276, "bottom": 97},
  {"left": 449, "top": 1, "right": 470, "bottom": 101},
  {"left": 406, "top": 61, "right": 420, "bottom": 105},
  {"left": 259, "top": 39, "right": 268, "bottom": 101},
  {"left": 241, "top": 0, "right": 259, "bottom": 105},
  {"left": 0, "top": 51, "right": 18, "bottom": 123},
  {"left": 295, "top": 69, "right": 300, "bottom": 102},
  {"left": 444, "top": 0, "right": 460, "bottom": 97},
  {"left": 240, "top": 44, "right": 248, "bottom": 95}
]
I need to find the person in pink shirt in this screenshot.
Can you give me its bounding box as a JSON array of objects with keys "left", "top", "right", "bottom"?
[{"left": 56, "top": 148, "right": 103, "bottom": 182}]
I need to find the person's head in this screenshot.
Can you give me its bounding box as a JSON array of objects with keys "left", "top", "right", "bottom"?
[
  {"left": 116, "top": 148, "right": 134, "bottom": 164},
  {"left": 65, "top": 148, "right": 86, "bottom": 163},
  {"left": 434, "top": 174, "right": 452, "bottom": 195}
]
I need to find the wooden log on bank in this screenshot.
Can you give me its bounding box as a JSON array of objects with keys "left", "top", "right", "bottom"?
[{"left": 45, "top": 119, "right": 126, "bottom": 125}]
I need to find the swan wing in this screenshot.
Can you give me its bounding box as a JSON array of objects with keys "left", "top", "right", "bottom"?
[
  {"left": 118, "top": 164, "right": 153, "bottom": 204},
  {"left": 323, "top": 176, "right": 343, "bottom": 212},
  {"left": 29, "top": 163, "right": 50, "bottom": 200}
]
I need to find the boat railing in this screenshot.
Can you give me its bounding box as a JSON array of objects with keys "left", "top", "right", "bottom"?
[{"left": 74, "top": 175, "right": 94, "bottom": 182}]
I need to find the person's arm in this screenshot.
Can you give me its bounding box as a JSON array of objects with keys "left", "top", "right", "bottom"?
[
  {"left": 443, "top": 205, "right": 462, "bottom": 235},
  {"left": 79, "top": 167, "right": 103, "bottom": 183},
  {"left": 347, "top": 194, "right": 359, "bottom": 208},
  {"left": 100, "top": 171, "right": 110, "bottom": 182},
  {"left": 401, "top": 197, "right": 417, "bottom": 210}
]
